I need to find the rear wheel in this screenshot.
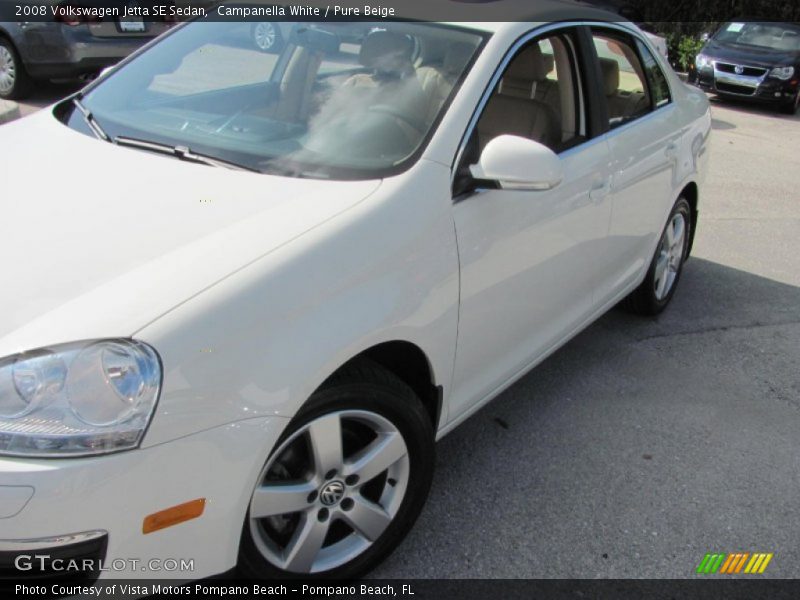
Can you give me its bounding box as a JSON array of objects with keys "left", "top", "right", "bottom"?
[
  {"left": 238, "top": 359, "right": 434, "bottom": 579},
  {"left": 252, "top": 22, "right": 284, "bottom": 53},
  {"left": 0, "top": 38, "right": 33, "bottom": 100},
  {"left": 623, "top": 197, "right": 692, "bottom": 316}
]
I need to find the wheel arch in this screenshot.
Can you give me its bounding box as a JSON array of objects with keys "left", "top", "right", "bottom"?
[
  {"left": 680, "top": 181, "right": 699, "bottom": 257},
  {"left": 322, "top": 340, "right": 443, "bottom": 432},
  {"left": 0, "top": 25, "right": 24, "bottom": 53},
  {"left": 0, "top": 29, "right": 18, "bottom": 60}
]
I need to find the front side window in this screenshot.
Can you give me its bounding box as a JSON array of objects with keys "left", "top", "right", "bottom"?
[
  {"left": 68, "top": 20, "right": 485, "bottom": 179},
  {"left": 472, "top": 31, "right": 583, "bottom": 155},
  {"left": 452, "top": 30, "right": 585, "bottom": 196},
  {"left": 592, "top": 32, "right": 651, "bottom": 128}
]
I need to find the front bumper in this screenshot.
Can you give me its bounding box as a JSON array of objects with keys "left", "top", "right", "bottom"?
[
  {"left": 0, "top": 416, "right": 288, "bottom": 581},
  {"left": 695, "top": 66, "right": 798, "bottom": 105},
  {"left": 0, "top": 531, "right": 107, "bottom": 583}
]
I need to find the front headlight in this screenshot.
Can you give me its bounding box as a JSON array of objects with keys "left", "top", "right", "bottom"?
[
  {"left": 0, "top": 339, "right": 161, "bottom": 457},
  {"left": 769, "top": 66, "right": 795, "bottom": 80},
  {"left": 695, "top": 54, "right": 712, "bottom": 69}
]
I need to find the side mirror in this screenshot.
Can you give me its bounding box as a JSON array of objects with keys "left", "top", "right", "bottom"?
[
  {"left": 470, "top": 135, "right": 563, "bottom": 191},
  {"left": 700, "top": 32, "right": 710, "bottom": 42}
]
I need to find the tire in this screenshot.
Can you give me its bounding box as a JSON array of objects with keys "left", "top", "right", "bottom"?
[
  {"left": 623, "top": 197, "right": 692, "bottom": 316},
  {"left": 780, "top": 92, "right": 799, "bottom": 115},
  {"left": 0, "top": 37, "right": 34, "bottom": 100},
  {"left": 251, "top": 22, "right": 284, "bottom": 54},
  {"left": 238, "top": 358, "right": 435, "bottom": 579}
]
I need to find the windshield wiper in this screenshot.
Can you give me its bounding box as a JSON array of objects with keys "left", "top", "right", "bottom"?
[
  {"left": 114, "top": 136, "right": 259, "bottom": 172},
  {"left": 72, "top": 97, "right": 110, "bottom": 142}
]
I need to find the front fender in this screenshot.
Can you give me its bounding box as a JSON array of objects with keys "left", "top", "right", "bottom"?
[{"left": 136, "top": 160, "right": 460, "bottom": 448}]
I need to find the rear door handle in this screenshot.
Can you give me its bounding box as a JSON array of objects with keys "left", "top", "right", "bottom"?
[{"left": 665, "top": 142, "right": 678, "bottom": 159}]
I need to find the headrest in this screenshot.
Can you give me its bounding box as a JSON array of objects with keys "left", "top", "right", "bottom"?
[
  {"left": 359, "top": 31, "right": 414, "bottom": 73},
  {"left": 505, "top": 44, "right": 551, "bottom": 82},
  {"left": 541, "top": 54, "right": 555, "bottom": 76},
  {"left": 599, "top": 58, "right": 620, "bottom": 97},
  {"left": 442, "top": 42, "right": 474, "bottom": 77}
]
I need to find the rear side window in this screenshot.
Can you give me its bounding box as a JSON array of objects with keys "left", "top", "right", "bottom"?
[
  {"left": 636, "top": 39, "right": 671, "bottom": 108},
  {"left": 591, "top": 32, "right": 651, "bottom": 128}
]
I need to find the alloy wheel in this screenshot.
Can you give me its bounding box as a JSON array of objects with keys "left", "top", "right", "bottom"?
[
  {"left": 254, "top": 22, "right": 277, "bottom": 51},
  {"left": 0, "top": 45, "right": 16, "bottom": 95},
  {"left": 248, "top": 410, "right": 410, "bottom": 574},
  {"left": 653, "top": 212, "right": 687, "bottom": 301}
]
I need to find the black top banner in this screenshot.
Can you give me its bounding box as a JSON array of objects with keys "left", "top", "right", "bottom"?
[{"left": 1, "top": 0, "right": 799, "bottom": 24}]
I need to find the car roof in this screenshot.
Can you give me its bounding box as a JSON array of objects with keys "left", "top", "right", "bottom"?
[{"left": 397, "top": 0, "right": 625, "bottom": 31}]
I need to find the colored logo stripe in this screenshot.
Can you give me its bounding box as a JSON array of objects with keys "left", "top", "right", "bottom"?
[
  {"left": 725, "top": 553, "right": 749, "bottom": 574},
  {"left": 697, "top": 552, "right": 773, "bottom": 574},
  {"left": 696, "top": 553, "right": 725, "bottom": 573}
]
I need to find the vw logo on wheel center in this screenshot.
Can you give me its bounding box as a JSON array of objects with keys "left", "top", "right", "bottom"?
[{"left": 320, "top": 481, "right": 345, "bottom": 506}]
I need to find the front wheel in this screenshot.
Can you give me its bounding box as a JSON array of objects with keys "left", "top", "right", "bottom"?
[
  {"left": 780, "top": 91, "right": 799, "bottom": 115},
  {"left": 623, "top": 197, "right": 692, "bottom": 316},
  {"left": 238, "top": 359, "right": 434, "bottom": 579}
]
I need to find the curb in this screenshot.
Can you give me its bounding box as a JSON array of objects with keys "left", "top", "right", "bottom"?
[{"left": 0, "top": 99, "right": 21, "bottom": 125}]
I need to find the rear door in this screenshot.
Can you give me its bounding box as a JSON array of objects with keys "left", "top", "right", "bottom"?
[{"left": 588, "top": 27, "right": 683, "bottom": 304}]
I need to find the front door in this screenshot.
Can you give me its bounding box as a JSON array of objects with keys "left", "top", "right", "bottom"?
[{"left": 448, "top": 27, "right": 613, "bottom": 422}]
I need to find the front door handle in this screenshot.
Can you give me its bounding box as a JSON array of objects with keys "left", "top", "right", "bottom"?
[{"left": 589, "top": 178, "right": 611, "bottom": 203}]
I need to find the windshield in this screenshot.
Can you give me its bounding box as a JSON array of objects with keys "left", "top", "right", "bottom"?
[
  {"left": 70, "top": 20, "right": 486, "bottom": 179},
  {"left": 714, "top": 22, "right": 800, "bottom": 52}
]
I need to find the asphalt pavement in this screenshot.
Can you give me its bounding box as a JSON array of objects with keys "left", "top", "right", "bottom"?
[
  {"left": 371, "top": 98, "right": 800, "bottom": 578},
  {"left": 12, "top": 86, "right": 800, "bottom": 579}
]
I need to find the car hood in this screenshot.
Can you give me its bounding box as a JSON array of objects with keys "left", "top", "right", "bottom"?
[
  {"left": 703, "top": 39, "right": 799, "bottom": 68},
  {"left": 0, "top": 111, "right": 381, "bottom": 356}
]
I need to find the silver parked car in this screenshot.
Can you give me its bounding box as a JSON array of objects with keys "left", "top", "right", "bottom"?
[{"left": 0, "top": 4, "right": 173, "bottom": 99}]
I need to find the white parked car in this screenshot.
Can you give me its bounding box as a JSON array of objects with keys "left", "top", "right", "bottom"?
[{"left": 0, "top": 9, "right": 710, "bottom": 582}]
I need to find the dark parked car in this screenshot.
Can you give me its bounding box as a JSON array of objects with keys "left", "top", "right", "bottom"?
[
  {"left": 693, "top": 21, "right": 800, "bottom": 114},
  {"left": 0, "top": 5, "right": 173, "bottom": 100}
]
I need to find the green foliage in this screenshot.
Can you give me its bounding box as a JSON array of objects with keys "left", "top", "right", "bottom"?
[
  {"left": 666, "top": 34, "right": 706, "bottom": 72},
  {"left": 626, "top": 0, "right": 800, "bottom": 24},
  {"left": 626, "top": 0, "right": 800, "bottom": 70}
]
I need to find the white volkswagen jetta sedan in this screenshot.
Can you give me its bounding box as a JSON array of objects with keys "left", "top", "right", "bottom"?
[{"left": 0, "top": 8, "right": 710, "bottom": 582}]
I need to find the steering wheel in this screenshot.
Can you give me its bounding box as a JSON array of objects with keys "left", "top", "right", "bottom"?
[{"left": 367, "top": 104, "right": 425, "bottom": 133}]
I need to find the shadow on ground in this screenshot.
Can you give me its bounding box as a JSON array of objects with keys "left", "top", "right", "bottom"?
[
  {"left": 708, "top": 95, "right": 799, "bottom": 121},
  {"left": 372, "top": 258, "right": 800, "bottom": 578}
]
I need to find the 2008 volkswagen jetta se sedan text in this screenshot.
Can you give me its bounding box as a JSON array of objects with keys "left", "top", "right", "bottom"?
[{"left": 0, "top": 3, "right": 710, "bottom": 582}]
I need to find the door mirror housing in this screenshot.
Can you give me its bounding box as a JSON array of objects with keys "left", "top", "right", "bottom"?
[{"left": 470, "top": 135, "right": 564, "bottom": 191}]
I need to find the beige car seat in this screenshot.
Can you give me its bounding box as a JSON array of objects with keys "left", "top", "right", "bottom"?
[
  {"left": 477, "top": 44, "right": 561, "bottom": 151},
  {"left": 600, "top": 57, "right": 649, "bottom": 124},
  {"left": 416, "top": 42, "right": 474, "bottom": 124}
]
